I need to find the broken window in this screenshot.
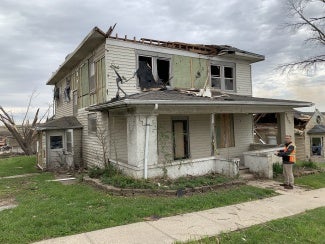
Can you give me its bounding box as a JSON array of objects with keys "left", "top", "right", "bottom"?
[
  {"left": 211, "top": 65, "right": 221, "bottom": 89},
  {"left": 89, "top": 59, "right": 96, "bottom": 93},
  {"left": 139, "top": 56, "right": 152, "bottom": 68},
  {"left": 211, "top": 63, "right": 235, "bottom": 91},
  {"left": 88, "top": 113, "right": 97, "bottom": 134},
  {"left": 172, "top": 118, "right": 190, "bottom": 160},
  {"left": 157, "top": 59, "right": 170, "bottom": 85},
  {"left": 54, "top": 87, "right": 60, "bottom": 101},
  {"left": 215, "top": 114, "right": 235, "bottom": 148},
  {"left": 137, "top": 57, "right": 157, "bottom": 90},
  {"left": 311, "top": 137, "right": 322, "bottom": 156},
  {"left": 137, "top": 54, "right": 170, "bottom": 90},
  {"left": 50, "top": 136, "right": 63, "bottom": 149},
  {"left": 64, "top": 78, "right": 71, "bottom": 102}
]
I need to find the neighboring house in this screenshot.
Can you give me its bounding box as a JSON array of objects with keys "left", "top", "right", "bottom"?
[
  {"left": 36, "top": 26, "right": 313, "bottom": 178},
  {"left": 0, "top": 126, "right": 20, "bottom": 149},
  {"left": 295, "top": 110, "right": 325, "bottom": 162},
  {"left": 254, "top": 110, "right": 325, "bottom": 163}
]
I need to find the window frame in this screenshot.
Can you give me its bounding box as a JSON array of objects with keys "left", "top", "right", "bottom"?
[
  {"left": 172, "top": 117, "right": 190, "bottom": 160},
  {"left": 88, "top": 113, "right": 97, "bottom": 134},
  {"left": 210, "top": 62, "right": 236, "bottom": 92},
  {"left": 310, "top": 136, "right": 323, "bottom": 156},
  {"left": 89, "top": 58, "right": 96, "bottom": 94},
  {"left": 136, "top": 51, "right": 171, "bottom": 87},
  {"left": 214, "top": 114, "right": 235, "bottom": 149},
  {"left": 50, "top": 136, "right": 63, "bottom": 150},
  {"left": 65, "top": 129, "right": 73, "bottom": 153}
]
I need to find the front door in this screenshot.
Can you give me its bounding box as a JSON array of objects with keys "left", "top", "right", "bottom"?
[{"left": 47, "top": 131, "right": 65, "bottom": 169}]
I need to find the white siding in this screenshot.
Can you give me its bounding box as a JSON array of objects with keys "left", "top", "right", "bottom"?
[
  {"left": 189, "top": 114, "right": 212, "bottom": 159},
  {"left": 236, "top": 61, "right": 252, "bottom": 96},
  {"left": 105, "top": 39, "right": 255, "bottom": 100},
  {"left": 105, "top": 42, "right": 140, "bottom": 101},
  {"left": 109, "top": 115, "right": 128, "bottom": 163},
  {"left": 77, "top": 108, "right": 109, "bottom": 168},
  {"left": 218, "top": 114, "right": 254, "bottom": 161},
  {"left": 157, "top": 113, "right": 253, "bottom": 163},
  {"left": 55, "top": 79, "right": 73, "bottom": 119}
]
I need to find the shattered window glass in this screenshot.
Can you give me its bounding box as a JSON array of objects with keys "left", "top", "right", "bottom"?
[
  {"left": 157, "top": 59, "right": 170, "bottom": 85},
  {"left": 211, "top": 65, "right": 221, "bottom": 89}
]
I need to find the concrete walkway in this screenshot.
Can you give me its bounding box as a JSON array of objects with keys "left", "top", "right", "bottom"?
[{"left": 34, "top": 187, "right": 325, "bottom": 244}]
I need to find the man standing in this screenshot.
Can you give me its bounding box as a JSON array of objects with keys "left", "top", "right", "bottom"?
[{"left": 276, "top": 135, "right": 296, "bottom": 189}]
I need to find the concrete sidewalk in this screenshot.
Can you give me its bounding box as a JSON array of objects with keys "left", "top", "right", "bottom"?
[{"left": 34, "top": 187, "right": 325, "bottom": 244}]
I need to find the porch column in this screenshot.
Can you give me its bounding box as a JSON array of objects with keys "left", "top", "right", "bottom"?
[
  {"left": 277, "top": 112, "right": 295, "bottom": 143},
  {"left": 127, "top": 114, "right": 158, "bottom": 177}
]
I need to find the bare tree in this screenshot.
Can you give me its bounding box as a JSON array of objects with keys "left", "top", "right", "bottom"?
[
  {"left": 0, "top": 91, "right": 51, "bottom": 155},
  {"left": 279, "top": 0, "right": 325, "bottom": 72}
]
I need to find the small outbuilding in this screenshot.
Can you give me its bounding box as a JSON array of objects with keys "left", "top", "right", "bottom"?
[{"left": 36, "top": 116, "right": 83, "bottom": 171}]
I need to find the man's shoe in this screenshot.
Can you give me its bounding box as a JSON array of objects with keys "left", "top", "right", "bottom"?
[
  {"left": 279, "top": 183, "right": 288, "bottom": 186},
  {"left": 284, "top": 185, "right": 294, "bottom": 189}
]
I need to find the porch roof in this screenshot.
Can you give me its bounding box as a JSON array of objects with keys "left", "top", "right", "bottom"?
[
  {"left": 37, "top": 116, "right": 83, "bottom": 131},
  {"left": 307, "top": 125, "right": 325, "bottom": 134},
  {"left": 87, "top": 90, "right": 313, "bottom": 111}
]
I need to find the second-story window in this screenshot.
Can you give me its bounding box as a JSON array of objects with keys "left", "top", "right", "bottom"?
[
  {"left": 137, "top": 53, "right": 171, "bottom": 89},
  {"left": 211, "top": 63, "right": 235, "bottom": 91},
  {"left": 89, "top": 59, "right": 96, "bottom": 93}
]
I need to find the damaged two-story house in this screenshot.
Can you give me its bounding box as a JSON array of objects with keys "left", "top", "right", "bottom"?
[{"left": 36, "top": 25, "right": 313, "bottom": 178}]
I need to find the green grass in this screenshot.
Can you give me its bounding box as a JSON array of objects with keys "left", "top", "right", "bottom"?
[
  {"left": 0, "top": 156, "right": 39, "bottom": 177},
  {"left": 295, "top": 172, "right": 325, "bottom": 189},
  {"left": 101, "top": 173, "right": 233, "bottom": 190},
  {"left": 0, "top": 174, "right": 276, "bottom": 244},
  {"left": 184, "top": 207, "right": 325, "bottom": 244}
]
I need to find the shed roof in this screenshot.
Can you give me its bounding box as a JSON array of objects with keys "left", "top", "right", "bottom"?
[
  {"left": 37, "top": 116, "right": 83, "bottom": 131},
  {"left": 307, "top": 125, "right": 325, "bottom": 134},
  {"left": 88, "top": 90, "right": 313, "bottom": 111}
]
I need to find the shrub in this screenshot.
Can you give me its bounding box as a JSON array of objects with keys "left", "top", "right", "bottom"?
[
  {"left": 88, "top": 163, "right": 122, "bottom": 179},
  {"left": 299, "top": 161, "right": 318, "bottom": 169},
  {"left": 273, "top": 162, "right": 283, "bottom": 178}
]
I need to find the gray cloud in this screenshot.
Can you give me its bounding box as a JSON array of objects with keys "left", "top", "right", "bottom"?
[{"left": 0, "top": 0, "right": 324, "bottom": 121}]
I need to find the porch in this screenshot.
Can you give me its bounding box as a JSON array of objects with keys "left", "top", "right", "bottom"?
[{"left": 88, "top": 90, "right": 309, "bottom": 179}]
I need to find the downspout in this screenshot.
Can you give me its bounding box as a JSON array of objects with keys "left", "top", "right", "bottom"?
[
  {"left": 144, "top": 104, "right": 158, "bottom": 179},
  {"left": 144, "top": 117, "right": 150, "bottom": 179}
]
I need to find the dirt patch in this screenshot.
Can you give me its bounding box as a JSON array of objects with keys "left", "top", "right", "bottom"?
[{"left": 0, "top": 198, "right": 18, "bottom": 212}]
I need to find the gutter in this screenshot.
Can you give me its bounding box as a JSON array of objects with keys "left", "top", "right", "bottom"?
[{"left": 87, "top": 99, "right": 314, "bottom": 111}]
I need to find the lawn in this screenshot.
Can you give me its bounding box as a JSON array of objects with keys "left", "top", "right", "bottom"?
[
  {"left": 0, "top": 156, "right": 39, "bottom": 177},
  {"left": 295, "top": 172, "right": 325, "bottom": 189},
  {"left": 0, "top": 173, "right": 276, "bottom": 244},
  {"left": 185, "top": 207, "right": 325, "bottom": 244}
]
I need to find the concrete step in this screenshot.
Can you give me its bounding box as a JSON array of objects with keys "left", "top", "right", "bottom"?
[
  {"left": 239, "top": 173, "right": 255, "bottom": 180},
  {"left": 239, "top": 167, "right": 255, "bottom": 180},
  {"left": 239, "top": 167, "right": 250, "bottom": 174}
]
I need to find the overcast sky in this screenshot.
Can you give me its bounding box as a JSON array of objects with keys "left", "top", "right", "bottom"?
[{"left": 0, "top": 0, "right": 324, "bottom": 122}]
